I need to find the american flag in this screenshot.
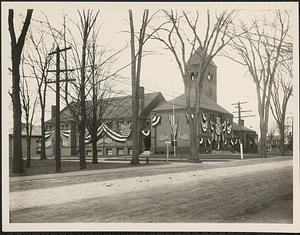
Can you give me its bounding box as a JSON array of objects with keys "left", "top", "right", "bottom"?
[
  {"left": 119, "top": 123, "right": 131, "bottom": 137},
  {"left": 168, "top": 115, "right": 179, "bottom": 140},
  {"left": 215, "top": 117, "right": 221, "bottom": 135}
]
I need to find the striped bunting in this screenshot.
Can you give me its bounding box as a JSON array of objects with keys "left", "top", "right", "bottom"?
[
  {"left": 141, "top": 130, "right": 150, "bottom": 137},
  {"left": 152, "top": 115, "right": 161, "bottom": 127}
]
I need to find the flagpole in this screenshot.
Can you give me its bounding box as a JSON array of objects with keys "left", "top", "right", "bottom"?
[{"left": 172, "top": 68, "right": 176, "bottom": 157}]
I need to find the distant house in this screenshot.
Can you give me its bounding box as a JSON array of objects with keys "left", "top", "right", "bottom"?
[
  {"left": 232, "top": 120, "right": 258, "bottom": 153},
  {"left": 266, "top": 134, "right": 291, "bottom": 153},
  {"left": 9, "top": 124, "right": 42, "bottom": 159}
]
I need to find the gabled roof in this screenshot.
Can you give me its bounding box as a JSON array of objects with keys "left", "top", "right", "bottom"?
[
  {"left": 101, "top": 92, "right": 163, "bottom": 119},
  {"left": 187, "top": 46, "right": 217, "bottom": 67},
  {"left": 153, "top": 93, "right": 231, "bottom": 115},
  {"left": 46, "top": 92, "right": 164, "bottom": 122},
  {"left": 232, "top": 122, "right": 256, "bottom": 133}
]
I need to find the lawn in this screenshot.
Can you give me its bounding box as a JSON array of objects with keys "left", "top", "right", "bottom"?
[{"left": 9, "top": 158, "right": 166, "bottom": 177}]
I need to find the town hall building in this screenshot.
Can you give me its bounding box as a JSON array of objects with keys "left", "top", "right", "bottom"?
[{"left": 42, "top": 48, "right": 257, "bottom": 158}]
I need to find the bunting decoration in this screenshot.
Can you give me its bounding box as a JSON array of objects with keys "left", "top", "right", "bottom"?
[
  {"left": 45, "top": 131, "right": 54, "bottom": 147},
  {"left": 185, "top": 113, "right": 195, "bottom": 123},
  {"left": 227, "top": 119, "right": 232, "bottom": 134},
  {"left": 215, "top": 117, "right": 221, "bottom": 136},
  {"left": 230, "top": 139, "right": 235, "bottom": 146},
  {"left": 141, "top": 130, "right": 151, "bottom": 137},
  {"left": 152, "top": 115, "right": 161, "bottom": 127},
  {"left": 199, "top": 138, "right": 204, "bottom": 145},
  {"left": 168, "top": 114, "right": 179, "bottom": 142},
  {"left": 222, "top": 119, "right": 227, "bottom": 133},
  {"left": 210, "top": 120, "right": 215, "bottom": 140},
  {"left": 85, "top": 123, "right": 131, "bottom": 144},
  {"left": 201, "top": 114, "right": 208, "bottom": 132},
  {"left": 207, "top": 138, "right": 211, "bottom": 145},
  {"left": 61, "top": 130, "right": 71, "bottom": 147},
  {"left": 45, "top": 130, "right": 71, "bottom": 147}
]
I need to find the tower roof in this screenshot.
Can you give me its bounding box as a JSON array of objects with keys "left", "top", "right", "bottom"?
[
  {"left": 153, "top": 93, "right": 231, "bottom": 115},
  {"left": 187, "top": 46, "right": 217, "bottom": 67}
]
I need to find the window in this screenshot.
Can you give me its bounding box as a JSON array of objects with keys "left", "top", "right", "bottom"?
[
  {"left": 191, "top": 72, "right": 195, "bottom": 80},
  {"left": 97, "top": 149, "right": 103, "bottom": 155},
  {"left": 117, "top": 148, "right": 124, "bottom": 155},
  {"left": 146, "top": 120, "right": 150, "bottom": 127},
  {"left": 106, "top": 149, "right": 113, "bottom": 155},
  {"left": 49, "top": 125, "right": 52, "bottom": 130},
  {"left": 66, "top": 124, "right": 69, "bottom": 129},
  {"left": 86, "top": 150, "right": 92, "bottom": 156},
  {"left": 208, "top": 72, "right": 214, "bottom": 80},
  {"left": 45, "top": 126, "right": 48, "bottom": 131},
  {"left": 128, "top": 148, "right": 133, "bottom": 154},
  {"left": 61, "top": 124, "right": 65, "bottom": 129},
  {"left": 190, "top": 72, "right": 198, "bottom": 81}
]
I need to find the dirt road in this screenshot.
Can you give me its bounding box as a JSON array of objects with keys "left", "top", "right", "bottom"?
[{"left": 9, "top": 157, "right": 293, "bottom": 223}]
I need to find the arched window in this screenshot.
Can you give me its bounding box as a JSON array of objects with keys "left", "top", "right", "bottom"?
[{"left": 191, "top": 72, "right": 195, "bottom": 80}]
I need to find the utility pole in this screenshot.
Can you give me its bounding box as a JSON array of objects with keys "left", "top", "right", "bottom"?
[
  {"left": 48, "top": 46, "right": 74, "bottom": 172},
  {"left": 232, "top": 101, "right": 255, "bottom": 159}
]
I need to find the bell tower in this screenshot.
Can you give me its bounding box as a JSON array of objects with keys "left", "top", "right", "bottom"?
[{"left": 186, "top": 47, "right": 217, "bottom": 102}]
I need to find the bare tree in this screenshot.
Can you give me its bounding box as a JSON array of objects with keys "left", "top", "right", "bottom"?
[
  {"left": 85, "top": 30, "right": 121, "bottom": 164},
  {"left": 226, "top": 10, "right": 291, "bottom": 157},
  {"left": 270, "top": 58, "right": 293, "bottom": 155},
  {"left": 61, "top": 10, "right": 100, "bottom": 169},
  {"left": 128, "top": 9, "right": 149, "bottom": 165},
  {"left": 27, "top": 31, "right": 54, "bottom": 160},
  {"left": 20, "top": 70, "right": 38, "bottom": 168},
  {"left": 8, "top": 9, "right": 33, "bottom": 173},
  {"left": 151, "top": 10, "right": 234, "bottom": 161}
]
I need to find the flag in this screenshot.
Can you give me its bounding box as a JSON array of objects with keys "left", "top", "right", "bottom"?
[
  {"left": 168, "top": 114, "right": 179, "bottom": 141},
  {"left": 119, "top": 123, "right": 131, "bottom": 137}
]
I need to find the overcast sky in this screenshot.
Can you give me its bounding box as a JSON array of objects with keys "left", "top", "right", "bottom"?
[{"left": 2, "top": 2, "right": 298, "bottom": 136}]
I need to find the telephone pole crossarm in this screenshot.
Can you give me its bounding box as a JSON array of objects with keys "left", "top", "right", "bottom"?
[{"left": 47, "top": 46, "right": 72, "bottom": 172}]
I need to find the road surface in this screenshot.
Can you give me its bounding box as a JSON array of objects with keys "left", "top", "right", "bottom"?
[{"left": 9, "top": 157, "right": 293, "bottom": 223}]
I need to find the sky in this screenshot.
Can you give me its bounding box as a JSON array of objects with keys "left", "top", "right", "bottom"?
[{"left": 1, "top": 1, "right": 298, "bottom": 136}]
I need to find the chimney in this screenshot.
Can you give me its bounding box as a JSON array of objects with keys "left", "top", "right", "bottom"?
[
  {"left": 238, "top": 119, "right": 244, "bottom": 127},
  {"left": 139, "top": 86, "right": 145, "bottom": 113},
  {"left": 51, "top": 105, "right": 56, "bottom": 119}
]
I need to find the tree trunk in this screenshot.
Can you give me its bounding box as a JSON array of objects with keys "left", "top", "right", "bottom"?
[
  {"left": 79, "top": 126, "right": 86, "bottom": 169},
  {"left": 129, "top": 9, "right": 139, "bottom": 165},
  {"left": 26, "top": 134, "right": 31, "bottom": 168},
  {"left": 190, "top": 124, "right": 198, "bottom": 161},
  {"left": 279, "top": 122, "right": 285, "bottom": 156},
  {"left": 40, "top": 106, "right": 47, "bottom": 160},
  {"left": 259, "top": 123, "right": 268, "bottom": 158},
  {"left": 12, "top": 61, "right": 23, "bottom": 173},
  {"left": 92, "top": 138, "right": 98, "bottom": 164}
]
